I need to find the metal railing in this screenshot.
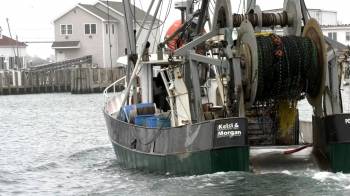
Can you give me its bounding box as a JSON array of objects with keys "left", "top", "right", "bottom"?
[{"left": 103, "top": 76, "right": 126, "bottom": 103}]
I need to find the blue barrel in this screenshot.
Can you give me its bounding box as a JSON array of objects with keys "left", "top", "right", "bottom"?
[
  {"left": 122, "top": 105, "right": 136, "bottom": 123},
  {"left": 135, "top": 103, "right": 156, "bottom": 115},
  {"left": 121, "top": 103, "right": 155, "bottom": 123},
  {"left": 146, "top": 116, "right": 171, "bottom": 128},
  {"left": 134, "top": 115, "right": 154, "bottom": 127}
]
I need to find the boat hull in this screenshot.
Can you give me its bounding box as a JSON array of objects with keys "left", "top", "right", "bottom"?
[
  {"left": 328, "top": 143, "right": 350, "bottom": 173},
  {"left": 313, "top": 114, "right": 350, "bottom": 173},
  {"left": 111, "top": 140, "right": 249, "bottom": 175},
  {"left": 104, "top": 111, "right": 249, "bottom": 175}
]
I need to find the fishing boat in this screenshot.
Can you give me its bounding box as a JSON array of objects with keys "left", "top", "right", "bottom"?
[{"left": 103, "top": 0, "right": 350, "bottom": 175}]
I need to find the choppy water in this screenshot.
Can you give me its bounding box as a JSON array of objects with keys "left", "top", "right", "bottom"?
[{"left": 0, "top": 89, "right": 349, "bottom": 195}]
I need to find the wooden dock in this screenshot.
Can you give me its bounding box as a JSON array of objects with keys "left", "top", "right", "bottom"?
[{"left": 0, "top": 55, "right": 125, "bottom": 95}]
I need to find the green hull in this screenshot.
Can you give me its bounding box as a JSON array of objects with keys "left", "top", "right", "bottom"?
[
  {"left": 313, "top": 114, "right": 350, "bottom": 173},
  {"left": 112, "top": 141, "right": 249, "bottom": 175},
  {"left": 328, "top": 143, "right": 350, "bottom": 173}
]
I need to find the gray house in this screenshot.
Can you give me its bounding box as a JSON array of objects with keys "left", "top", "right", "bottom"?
[{"left": 52, "top": 1, "right": 160, "bottom": 68}]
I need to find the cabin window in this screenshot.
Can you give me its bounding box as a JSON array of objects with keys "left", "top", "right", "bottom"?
[
  {"left": 346, "top": 32, "right": 350, "bottom": 41},
  {"left": 112, "top": 24, "right": 114, "bottom": 34},
  {"left": 85, "top": 24, "right": 96, "bottom": 34},
  {"left": 60, "top": 24, "right": 72, "bottom": 35}
]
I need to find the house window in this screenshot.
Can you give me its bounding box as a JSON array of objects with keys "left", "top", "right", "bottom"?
[
  {"left": 9, "top": 57, "right": 14, "bottom": 69},
  {"left": 328, "top": 32, "right": 332, "bottom": 38},
  {"left": 67, "top": 25, "right": 72, "bottom": 34},
  {"left": 61, "top": 24, "right": 72, "bottom": 35},
  {"left": 91, "top": 24, "right": 96, "bottom": 34},
  {"left": 0, "top": 57, "right": 5, "bottom": 70},
  {"left": 333, "top": 32, "right": 337, "bottom": 41},
  {"left": 112, "top": 24, "right": 114, "bottom": 34},
  {"left": 15, "top": 56, "right": 23, "bottom": 69},
  {"left": 346, "top": 32, "right": 350, "bottom": 41},
  {"left": 328, "top": 32, "right": 338, "bottom": 41},
  {"left": 85, "top": 24, "right": 96, "bottom": 34}
]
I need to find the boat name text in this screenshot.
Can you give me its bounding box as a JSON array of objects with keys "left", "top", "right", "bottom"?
[
  {"left": 217, "top": 123, "right": 241, "bottom": 138},
  {"left": 345, "top": 118, "right": 350, "bottom": 125}
]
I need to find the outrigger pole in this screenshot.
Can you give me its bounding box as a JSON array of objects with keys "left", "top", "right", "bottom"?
[
  {"left": 135, "top": 0, "right": 156, "bottom": 42},
  {"left": 120, "top": 0, "right": 163, "bottom": 108},
  {"left": 122, "top": 0, "right": 137, "bottom": 104}
]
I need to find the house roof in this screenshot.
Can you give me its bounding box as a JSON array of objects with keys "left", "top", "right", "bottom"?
[
  {"left": 321, "top": 24, "right": 350, "bottom": 28},
  {"left": 0, "top": 35, "right": 27, "bottom": 47},
  {"left": 264, "top": 8, "right": 337, "bottom": 13},
  {"left": 100, "top": 1, "right": 160, "bottom": 22},
  {"left": 54, "top": 1, "right": 157, "bottom": 23},
  {"left": 52, "top": 41, "right": 80, "bottom": 49},
  {"left": 79, "top": 3, "right": 117, "bottom": 21}
]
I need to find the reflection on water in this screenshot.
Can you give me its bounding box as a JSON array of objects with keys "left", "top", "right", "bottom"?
[{"left": 0, "top": 91, "right": 349, "bottom": 195}]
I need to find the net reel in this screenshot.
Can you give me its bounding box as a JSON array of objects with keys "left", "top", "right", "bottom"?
[
  {"left": 210, "top": 0, "right": 311, "bottom": 111},
  {"left": 237, "top": 18, "right": 327, "bottom": 109}
]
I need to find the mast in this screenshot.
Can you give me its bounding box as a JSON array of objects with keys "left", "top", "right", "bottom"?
[{"left": 122, "top": 0, "right": 138, "bottom": 104}]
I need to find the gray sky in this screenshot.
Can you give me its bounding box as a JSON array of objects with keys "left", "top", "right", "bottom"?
[{"left": 0, "top": 0, "right": 349, "bottom": 59}]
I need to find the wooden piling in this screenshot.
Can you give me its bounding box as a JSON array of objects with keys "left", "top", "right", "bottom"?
[
  {"left": 0, "top": 55, "right": 125, "bottom": 95},
  {"left": 0, "top": 72, "right": 3, "bottom": 95}
]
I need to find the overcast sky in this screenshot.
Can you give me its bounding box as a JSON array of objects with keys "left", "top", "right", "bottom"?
[{"left": 0, "top": 0, "right": 349, "bottom": 59}]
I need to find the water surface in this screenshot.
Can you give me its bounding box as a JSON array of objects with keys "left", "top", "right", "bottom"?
[{"left": 0, "top": 90, "right": 350, "bottom": 195}]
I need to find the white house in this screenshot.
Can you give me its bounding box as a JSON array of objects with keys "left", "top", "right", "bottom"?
[
  {"left": 266, "top": 8, "right": 338, "bottom": 26},
  {"left": 307, "top": 9, "right": 338, "bottom": 26},
  {"left": 52, "top": 0, "right": 160, "bottom": 68},
  {"left": 322, "top": 25, "right": 350, "bottom": 47},
  {"left": 0, "top": 31, "right": 27, "bottom": 70},
  {"left": 266, "top": 8, "right": 349, "bottom": 48}
]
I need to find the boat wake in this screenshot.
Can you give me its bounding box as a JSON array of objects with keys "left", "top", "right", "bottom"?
[
  {"left": 67, "top": 146, "right": 112, "bottom": 161},
  {"left": 26, "top": 162, "right": 60, "bottom": 172}
]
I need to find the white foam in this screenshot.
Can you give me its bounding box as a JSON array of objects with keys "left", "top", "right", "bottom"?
[
  {"left": 281, "top": 170, "right": 292, "bottom": 175},
  {"left": 312, "top": 171, "right": 350, "bottom": 183},
  {"left": 312, "top": 172, "right": 331, "bottom": 182},
  {"left": 204, "top": 183, "right": 215, "bottom": 187}
]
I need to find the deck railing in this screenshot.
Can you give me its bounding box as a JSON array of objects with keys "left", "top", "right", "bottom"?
[{"left": 103, "top": 75, "right": 126, "bottom": 103}]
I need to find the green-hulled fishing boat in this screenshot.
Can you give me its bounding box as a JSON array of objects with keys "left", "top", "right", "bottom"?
[{"left": 103, "top": 0, "right": 350, "bottom": 175}]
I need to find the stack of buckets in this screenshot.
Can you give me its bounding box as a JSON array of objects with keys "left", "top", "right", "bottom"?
[{"left": 122, "top": 103, "right": 171, "bottom": 128}]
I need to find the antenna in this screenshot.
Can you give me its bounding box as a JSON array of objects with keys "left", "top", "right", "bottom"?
[{"left": 107, "top": 0, "right": 113, "bottom": 80}]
